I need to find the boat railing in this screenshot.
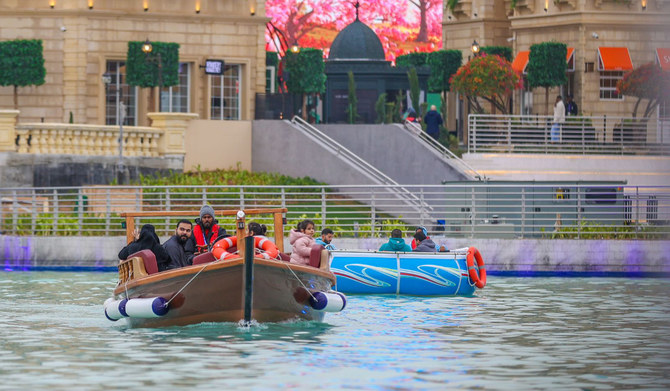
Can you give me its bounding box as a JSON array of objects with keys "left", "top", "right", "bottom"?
[{"left": 120, "top": 208, "right": 288, "bottom": 255}]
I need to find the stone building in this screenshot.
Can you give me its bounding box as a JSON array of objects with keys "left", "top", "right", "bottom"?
[
  {"left": 0, "top": 0, "right": 266, "bottom": 126},
  {"left": 443, "top": 0, "right": 670, "bottom": 136}
]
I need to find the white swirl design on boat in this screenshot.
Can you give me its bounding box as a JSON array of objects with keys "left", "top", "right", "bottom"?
[
  {"left": 333, "top": 263, "right": 463, "bottom": 287},
  {"left": 332, "top": 264, "right": 397, "bottom": 287}
]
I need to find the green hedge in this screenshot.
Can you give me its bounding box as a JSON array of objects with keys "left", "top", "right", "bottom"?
[{"left": 126, "top": 41, "right": 180, "bottom": 88}]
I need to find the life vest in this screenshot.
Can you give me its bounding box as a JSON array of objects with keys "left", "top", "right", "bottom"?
[{"left": 193, "top": 223, "right": 222, "bottom": 248}]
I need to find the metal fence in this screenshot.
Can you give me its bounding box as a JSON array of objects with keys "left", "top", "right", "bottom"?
[
  {"left": 468, "top": 114, "right": 670, "bottom": 155},
  {"left": 1, "top": 184, "right": 668, "bottom": 240}
]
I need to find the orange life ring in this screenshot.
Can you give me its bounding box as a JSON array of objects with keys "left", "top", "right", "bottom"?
[
  {"left": 211, "top": 236, "right": 279, "bottom": 261},
  {"left": 466, "top": 246, "right": 486, "bottom": 289}
]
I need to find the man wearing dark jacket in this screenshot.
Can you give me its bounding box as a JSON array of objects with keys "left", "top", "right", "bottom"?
[
  {"left": 413, "top": 231, "right": 440, "bottom": 252},
  {"left": 423, "top": 105, "right": 443, "bottom": 140},
  {"left": 118, "top": 224, "right": 170, "bottom": 270},
  {"left": 191, "top": 205, "right": 228, "bottom": 253},
  {"left": 379, "top": 229, "right": 412, "bottom": 252},
  {"left": 163, "top": 219, "right": 196, "bottom": 270}
]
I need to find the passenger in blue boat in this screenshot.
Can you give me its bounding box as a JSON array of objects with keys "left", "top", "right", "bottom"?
[
  {"left": 410, "top": 226, "right": 430, "bottom": 250},
  {"left": 163, "top": 219, "right": 196, "bottom": 271},
  {"left": 413, "top": 231, "right": 445, "bottom": 252},
  {"left": 289, "top": 219, "right": 316, "bottom": 265},
  {"left": 118, "top": 223, "right": 170, "bottom": 267},
  {"left": 315, "top": 228, "right": 336, "bottom": 250},
  {"left": 379, "top": 229, "right": 412, "bottom": 252}
]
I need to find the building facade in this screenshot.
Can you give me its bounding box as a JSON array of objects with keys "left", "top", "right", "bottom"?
[
  {"left": 443, "top": 0, "right": 670, "bottom": 134},
  {"left": 0, "top": 0, "right": 267, "bottom": 126}
]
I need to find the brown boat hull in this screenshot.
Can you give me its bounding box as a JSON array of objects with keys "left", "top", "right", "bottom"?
[{"left": 112, "top": 258, "right": 336, "bottom": 328}]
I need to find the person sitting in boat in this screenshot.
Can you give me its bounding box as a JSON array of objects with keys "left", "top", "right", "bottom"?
[
  {"left": 190, "top": 205, "right": 229, "bottom": 254},
  {"left": 315, "top": 228, "right": 336, "bottom": 251},
  {"left": 248, "top": 221, "right": 268, "bottom": 238},
  {"left": 163, "top": 219, "right": 196, "bottom": 270},
  {"left": 379, "top": 229, "right": 412, "bottom": 252},
  {"left": 118, "top": 224, "right": 169, "bottom": 268},
  {"left": 410, "top": 226, "right": 430, "bottom": 250},
  {"left": 289, "top": 219, "right": 316, "bottom": 265},
  {"left": 413, "top": 231, "right": 444, "bottom": 253}
]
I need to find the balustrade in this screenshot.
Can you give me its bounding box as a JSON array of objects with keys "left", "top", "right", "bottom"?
[{"left": 13, "top": 123, "right": 162, "bottom": 157}]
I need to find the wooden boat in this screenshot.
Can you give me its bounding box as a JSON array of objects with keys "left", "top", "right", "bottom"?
[
  {"left": 105, "top": 208, "right": 342, "bottom": 328},
  {"left": 329, "top": 247, "right": 486, "bottom": 296}
]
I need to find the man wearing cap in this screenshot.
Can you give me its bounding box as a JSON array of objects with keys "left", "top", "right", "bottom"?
[{"left": 191, "top": 205, "right": 228, "bottom": 253}]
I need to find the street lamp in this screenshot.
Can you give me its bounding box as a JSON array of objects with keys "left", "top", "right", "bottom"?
[
  {"left": 102, "top": 73, "right": 128, "bottom": 184},
  {"left": 290, "top": 42, "right": 300, "bottom": 54},
  {"left": 471, "top": 40, "right": 480, "bottom": 56},
  {"left": 141, "top": 39, "right": 163, "bottom": 113}
]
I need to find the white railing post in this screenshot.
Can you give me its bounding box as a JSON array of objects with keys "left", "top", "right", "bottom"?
[{"left": 321, "top": 187, "right": 326, "bottom": 229}]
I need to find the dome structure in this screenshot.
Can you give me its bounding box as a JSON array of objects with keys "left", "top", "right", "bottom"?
[{"left": 328, "top": 18, "right": 385, "bottom": 61}]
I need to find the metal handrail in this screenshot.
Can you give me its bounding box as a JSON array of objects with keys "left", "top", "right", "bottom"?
[
  {"left": 468, "top": 114, "right": 670, "bottom": 156},
  {"left": 289, "top": 116, "right": 433, "bottom": 215},
  {"left": 1, "top": 184, "right": 668, "bottom": 240},
  {"left": 400, "top": 120, "right": 484, "bottom": 180}
]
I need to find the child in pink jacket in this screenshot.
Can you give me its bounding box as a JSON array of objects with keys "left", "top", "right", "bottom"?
[{"left": 289, "top": 219, "right": 316, "bottom": 265}]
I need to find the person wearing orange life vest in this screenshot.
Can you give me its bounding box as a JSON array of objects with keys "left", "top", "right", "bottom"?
[{"left": 190, "top": 205, "right": 229, "bottom": 253}]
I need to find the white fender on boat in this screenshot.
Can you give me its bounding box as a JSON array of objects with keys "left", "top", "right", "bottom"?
[
  {"left": 309, "top": 291, "right": 347, "bottom": 312},
  {"left": 104, "top": 298, "right": 128, "bottom": 321},
  {"left": 104, "top": 297, "right": 168, "bottom": 321}
]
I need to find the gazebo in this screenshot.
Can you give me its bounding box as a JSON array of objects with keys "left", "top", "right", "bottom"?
[{"left": 323, "top": 12, "right": 428, "bottom": 123}]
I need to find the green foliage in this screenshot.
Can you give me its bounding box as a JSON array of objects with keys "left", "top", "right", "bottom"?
[
  {"left": 427, "top": 50, "right": 462, "bottom": 93},
  {"left": 446, "top": 0, "right": 459, "bottom": 11},
  {"left": 284, "top": 48, "right": 326, "bottom": 94},
  {"left": 0, "top": 39, "right": 46, "bottom": 88},
  {"left": 548, "top": 220, "right": 667, "bottom": 240},
  {"left": 385, "top": 102, "right": 395, "bottom": 124},
  {"left": 407, "top": 67, "right": 421, "bottom": 113},
  {"left": 451, "top": 54, "right": 520, "bottom": 113},
  {"left": 526, "top": 42, "right": 567, "bottom": 89},
  {"left": 396, "top": 52, "right": 428, "bottom": 68},
  {"left": 480, "top": 46, "right": 513, "bottom": 62},
  {"left": 374, "top": 93, "right": 387, "bottom": 124},
  {"left": 346, "top": 71, "right": 358, "bottom": 124},
  {"left": 266, "top": 51, "right": 279, "bottom": 67},
  {"left": 394, "top": 90, "right": 405, "bottom": 122},
  {"left": 126, "top": 41, "right": 180, "bottom": 88}
]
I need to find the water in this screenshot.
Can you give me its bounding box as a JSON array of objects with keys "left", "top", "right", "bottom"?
[{"left": 1, "top": 272, "right": 669, "bottom": 390}]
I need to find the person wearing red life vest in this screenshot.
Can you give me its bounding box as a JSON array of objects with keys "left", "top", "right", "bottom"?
[{"left": 190, "top": 205, "right": 228, "bottom": 253}]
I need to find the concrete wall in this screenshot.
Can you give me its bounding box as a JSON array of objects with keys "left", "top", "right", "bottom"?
[
  {"left": 463, "top": 153, "right": 670, "bottom": 188},
  {"left": 3, "top": 234, "right": 669, "bottom": 274},
  {"left": 184, "top": 120, "right": 252, "bottom": 172},
  {"left": 252, "top": 120, "right": 387, "bottom": 185},
  {"left": 316, "top": 124, "right": 470, "bottom": 184},
  {"left": 252, "top": 120, "right": 469, "bottom": 185},
  {"left": 0, "top": 151, "right": 182, "bottom": 187}
]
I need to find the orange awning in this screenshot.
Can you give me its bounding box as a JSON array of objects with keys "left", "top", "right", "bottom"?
[
  {"left": 656, "top": 48, "right": 670, "bottom": 71},
  {"left": 566, "top": 47, "right": 575, "bottom": 72},
  {"left": 512, "top": 51, "right": 529, "bottom": 74},
  {"left": 598, "top": 47, "right": 633, "bottom": 71}
]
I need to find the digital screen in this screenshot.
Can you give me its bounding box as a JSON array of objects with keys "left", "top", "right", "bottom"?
[{"left": 205, "top": 59, "right": 224, "bottom": 75}]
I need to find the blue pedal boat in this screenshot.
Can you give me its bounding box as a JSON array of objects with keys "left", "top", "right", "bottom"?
[{"left": 329, "top": 247, "right": 486, "bottom": 296}]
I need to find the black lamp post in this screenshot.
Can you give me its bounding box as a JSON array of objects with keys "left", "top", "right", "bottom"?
[{"left": 471, "top": 40, "right": 480, "bottom": 57}]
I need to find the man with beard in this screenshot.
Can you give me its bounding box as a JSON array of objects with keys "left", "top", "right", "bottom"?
[
  {"left": 163, "top": 219, "right": 196, "bottom": 270},
  {"left": 191, "top": 205, "right": 228, "bottom": 253}
]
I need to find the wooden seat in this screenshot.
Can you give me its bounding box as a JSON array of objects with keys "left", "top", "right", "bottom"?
[{"left": 127, "top": 250, "right": 158, "bottom": 275}]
